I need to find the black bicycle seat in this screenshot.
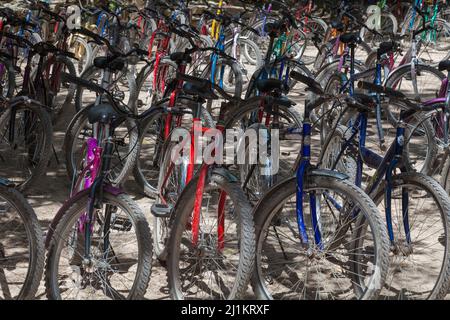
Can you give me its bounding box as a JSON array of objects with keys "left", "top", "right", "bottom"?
[
  {"left": 255, "top": 79, "right": 285, "bottom": 94},
  {"left": 170, "top": 52, "right": 192, "bottom": 64},
  {"left": 377, "top": 42, "right": 395, "bottom": 58},
  {"left": 438, "top": 60, "right": 450, "bottom": 72},
  {"left": 88, "top": 103, "right": 120, "bottom": 124},
  {"left": 93, "top": 56, "right": 125, "bottom": 72},
  {"left": 182, "top": 82, "right": 218, "bottom": 100},
  {"left": 340, "top": 33, "right": 361, "bottom": 45}
]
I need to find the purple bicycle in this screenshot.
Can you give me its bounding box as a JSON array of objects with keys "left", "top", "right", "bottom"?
[{"left": 44, "top": 66, "right": 154, "bottom": 300}]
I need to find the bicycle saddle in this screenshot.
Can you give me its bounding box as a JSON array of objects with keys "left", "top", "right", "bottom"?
[
  {"left": 340, "top": 33, "right": 361, "bottom": 45},
  {"left": 438, "top": 60, "right": 450, "bottom": 72},
  {"left": 377, "top": 41, "right": 395, "bottom": 58},
  {"left": 88, "top": 103, "right": 120, "bottom": 124},
  {"left": 93, "top": 56, "right": 125, "bottom": 72},
  {"left": 170, "top": 52, "right": 192, "bottom": 64},
  {"left": 255, "top": 79, "right": 286, "bottom": 94},
  {"left": 182, "top": 82, "right": 218, "bottom": 101}
]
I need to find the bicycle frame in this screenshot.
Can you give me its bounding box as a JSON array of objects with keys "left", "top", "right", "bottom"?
[
  {"left": 330, "top": 104, "right": 414, "bottom": 245},
  {"left": 210, "top": 29, "right": 226, "bottom": 87}
]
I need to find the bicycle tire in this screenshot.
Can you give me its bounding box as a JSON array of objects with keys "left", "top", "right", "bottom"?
[
  {"left": 0, "top": 57, "right": 15, "bottom": 99},
  {"left": 167, "top": 172, "right": 255, "bottom": 299},
  {"left": 133, "top": 104, "right": 214, "bottom": 197},
  {"left": 0, "top": 103, "right": 53, "bottom": 192},
  {"left": 251, "top": 176, "right": 390, "bottom": 300},
  {"left": 372, "top": 173, "right": 450, "bottom": 299},
  {"left": 45, "top": 191, "right": 153, "bottom": 300},
  {"left": 0, "top": 185, "right": 44, "bottom": 299}
]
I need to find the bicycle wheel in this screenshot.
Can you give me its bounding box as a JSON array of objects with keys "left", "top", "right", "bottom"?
[
  {"left": 360, "top": 13, "right": 398, "bottom": 46},
  {"left": 241, "top": 18, "right": 277, "bottom": 61},
  {"left": 45, "top": 191, "right": 153, "bottom": 300},
  {"left": 0, "top": 103, "right": 53, "bottom": 191},
  {"left": 245, "top": 60, "right": 312, "bottom": 99},
  {"left": 133, "top": 104, "right": 214, "bottom": 197},
  {"left": 225, "top": 37, "right": 263, "bottom": 92},
  {"left": 372, "top": 173, "right": 450, "bottom": 299},
  {"left": 0, "top": 57, "right": 15, "bottom": 99},
  {"left": 63, "top": 104, "right": 139, "bottom": 186},
  {"left": 223, "top": 100, "right": 303, "bottom": 202},
  {"left": 167, "top": 172, "right": 255, "bottom": 299},
  {"left": 211, "top": 58, "right": 243, "bottom": 97},
  {"left": 135, "top": 58, "right": 177, "bottom": 110},
  {"left": 74, "top": 65, "right": 130, "bottom": 113},
  {"left": 299, "top": 18, "right": 328, "bottom": 65},
  {"left": 152, "top": 140, "right": 189, "bottom": 261},
  {"left": 415, "top": 19, "right": 450, "bottom": 66},
  {"left": 42, "top": 55, "right": 77, "bottom": 123},
  {"left": 69, "top": 35, "right": 93, "bottom": 75},
  {"left": 384, "top": 63, "right": 445, "bottom": 103},
  {"left": 0, "top": 184, "right": 44, "bottom": 299},
  {"left": 251, "top": 176, "right": 390, "bottom": 300},
  {"left": 319, "top": 104, "right": 436, "bottom": 182}
]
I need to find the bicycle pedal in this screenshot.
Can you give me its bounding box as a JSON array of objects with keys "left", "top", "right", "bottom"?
[
  {"left": 111, "top": 216, "right": 133, "bottom": 232},
  {"left": 151, "top": 203, "right": 172, "bottom": 218}
]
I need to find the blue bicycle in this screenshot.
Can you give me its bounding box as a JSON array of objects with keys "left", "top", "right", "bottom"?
[
  {"left": 250, "top": 71, "right": 391, "bottom": 300},
  {"left": 319, "top": 80, "right": 450, "bottom": 299}
]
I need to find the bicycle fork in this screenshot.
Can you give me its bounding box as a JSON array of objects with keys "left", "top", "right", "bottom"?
[
  {"left": 296, "top": 115, "right": 323, "bottom": 252},
  {"left": 83, "top": 130, "right": 115, "bottom": 263},
  {"left": 384, "top": 119, "right": 412, "bottom": 251},
  {"left": 191, "top": 114, "right": 227, "bottom": 252}
]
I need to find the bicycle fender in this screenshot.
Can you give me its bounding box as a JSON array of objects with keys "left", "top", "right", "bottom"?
[
  {"left": 45, "top": 185, "right": 124, "bottom": 248},
  {"left": 307, "top": 169, "right": 349, "bottom": 181},
  {"left": 382, "top": 63, "right": 421, "bottom": 86}
]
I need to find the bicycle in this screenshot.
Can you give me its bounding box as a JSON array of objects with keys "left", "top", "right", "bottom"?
[
  {"left": 319, "top": 80, "right": 450, "bottom": 299},
  {"left": 45, "top": 63, "right": 153, "bottom": 300},
  {"left": 250, "top": 71, "right": 390, "bottom": 300}
]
